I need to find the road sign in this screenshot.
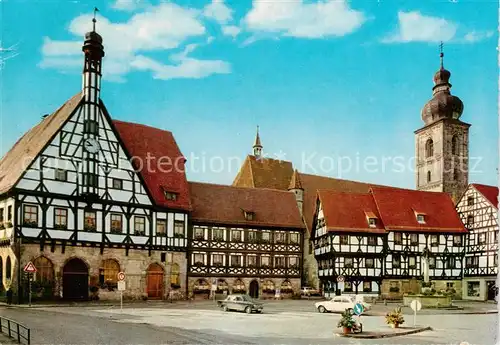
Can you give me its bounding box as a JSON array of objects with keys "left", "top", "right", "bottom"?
[
  {"left": 353, "top": 303, "right": 364, "bottom": 315},
  {"left": 23, "top": 261, "right": 37, "bottom": 273},
  {"left": 117, "top": 272, "right": 125, "bottom": 281},
  {"left": 337, "top": 275, "right": 344, "bottom": 282},
  {"left": 410, "top": 299, "right": 422, "bottom": 311},
  {"left": 117, "top": 281, "right": 126, "bottom": 291}
]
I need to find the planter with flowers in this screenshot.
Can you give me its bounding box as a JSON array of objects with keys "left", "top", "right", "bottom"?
[
  {"left": 385, "top": 307, "right": 404, "bottom": 328},
  {"left": 337, "top": 309, "right": 356, "bottom": 334}
]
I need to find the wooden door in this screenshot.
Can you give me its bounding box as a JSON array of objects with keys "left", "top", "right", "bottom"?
[
  {"left": 249, "top": 280, "right": 259, "bottom": 298},
  {"left": 147, "top": 264, "right": 164, "bottom": 299}
]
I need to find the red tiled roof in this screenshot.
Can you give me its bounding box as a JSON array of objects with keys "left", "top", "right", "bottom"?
[
  {"left": 232, "top": 155, "right": 294, "bottom": 190},
  {"left": 113, "top": 120, "right": 191, "bottom": 211},
  {"left": 472, "top": 183, "right": 499, "bottom": 209},
  {"left": 189, "top": 182, "right": 304, "bottom": 229},
  {"left": 370, "top": 187, "right": 466, "bottom": 233},
  {"left": 317, "top": 191, "right": 386, "bottom": 234}
]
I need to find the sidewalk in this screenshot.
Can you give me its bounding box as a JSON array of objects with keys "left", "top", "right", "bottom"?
[{"left": 0, "top": 333, "right": 18, "bottom": 345}]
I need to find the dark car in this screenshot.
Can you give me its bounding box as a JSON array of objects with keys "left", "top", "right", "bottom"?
[{"left": 217, "top": 294, "right": 264, "bottom": 314}]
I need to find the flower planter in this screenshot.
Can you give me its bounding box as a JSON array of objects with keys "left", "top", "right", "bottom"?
[
  {"left": 390, "top": 323, "right": 399, "bottom": 328},
  {"left": 343, "top": 327, "right": 351, "bottom": 334}
]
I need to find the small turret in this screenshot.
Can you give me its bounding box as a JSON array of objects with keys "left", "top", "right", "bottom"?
[
  {"left": 253, "top": 125, "right": 263, "bottom": 158},
  {"left": 288, "top": 169, "right": 304, "bottom": 216}
]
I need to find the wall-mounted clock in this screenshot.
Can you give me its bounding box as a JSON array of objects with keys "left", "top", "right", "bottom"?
[{"left": 83, "top": 138, "right": 101, "bottom": 154}]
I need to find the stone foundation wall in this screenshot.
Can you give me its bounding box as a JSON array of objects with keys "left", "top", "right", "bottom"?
[
  {"left": 17, "top": 244, "right": 187, "bottom": 300},
  {"left": 381, "top": 279, "right": 462, "bottom": 300}
]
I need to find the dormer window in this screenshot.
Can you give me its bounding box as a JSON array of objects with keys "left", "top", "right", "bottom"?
[
  {"left": 417, "top": 214, "right": 425, "bottom": 224},
  {"left": 164, "top": 191, "right": 178, "bottom": 201},
  {"left": 368, "top": 218, "right": 377, "bottom": 228},
  {"left": 244, "top": 211, "right": 255, "bottom": 221}
]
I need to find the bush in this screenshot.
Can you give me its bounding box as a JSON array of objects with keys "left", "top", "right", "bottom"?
[
  {"left": 385, "top": 307, "right": 405, "bottom": 326},
  {"left": 337, "top": 309, "right": 356, "bottom": 329}
]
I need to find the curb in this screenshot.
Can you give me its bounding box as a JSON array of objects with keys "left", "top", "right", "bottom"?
[{"left": 337, "top": 326, "right": 432, "bottom": 339}]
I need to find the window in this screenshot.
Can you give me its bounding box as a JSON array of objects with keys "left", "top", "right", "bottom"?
[
  {"left": 164, "top": 191, "right": 177, "bottom": 201},
  {"left": 275, "top": 232, "right": 286, "bottom": 244},
  {"left": 431, "top": 235, "right": 439, "bottom": 247},
  {"left": 0, "top": 208, "right": 4, "bottom": 223},
  {"left": 6, "top": 257, "right": 11, "bottom": 280},
  {"left": 244, "top": 211, "right": 255, "bottom": 221},
  {"left": 467, "top": 196, "right": 474, "bottom": 206},
  {"left": 54, "top": 208, "right": 68, "bottom": 229},
  {"left": 261, "top": 255, "right": 270, "bottom": 267},
  {"left": 212, "top": 254, "right": 224, "bottom": 266},
  {"left": 156, "top": 220, "right": 166, "bottom": 236},
  {"left": 289, "top": 233, "right": 299, "bottom": 244},
  {"left": 174, "top": 220, "right": 184, "bottom": 237},
  {"left": 494, "top": 231, "right": 498, "bottom": 243},
  {"left": 409, "top": 256, "right": 416, "bottom": 269},
  {"left": 134, "top": 216, "right": 146, "bottom": 236},
  {"left": 83, "top": 173, "right": 98, "bottom": 188},
  {"left": 83, "top": 119, "right": 98, "bottom": 134},
  {"left": 33, "top": 256, "right": 54, "bottom": 284},
  {"left": 445, "top": 258, "right": 456, "bottom": 269},
  {"left": 467, "top": 215, "right": 474, "bottom": 226},
  {"left": 194, "top": 253, "right": 204, "bottom": 265},
  {"left": 112, "top": 178, "right": 122, "bottom": 189},
  {"left": 231, "top": 229, "right": 242, "bottom": 242},
  {"left": 170, "top": 263, "right": 180, "bottom": 287},
  {"left": 23, "top": 204, "right": 38, "bottom": 226},
  {"left": 394, "top": 233, "right": 402, "bottom": 245},
  {"left": 427, "top": 171, "right": 431, "bottom": 183},
  {"left": 478, "top": 233, "right": 486, "bottom": 245},
  {"left": 55, "top": 169, "right": 67, "bottom": 182},
  {"left": 261, "top": 232, "right": 270, "bottom": 243},
  {"left": 494, "top": 254, "right": 498, "bottom": 266},
  {"left": 367, "top": 236, "right": 377, "bottom": 246},
  {"left": 344, "top": 257, "right": 353, "bottom": 268},
  {"left": 453, "top": 235, "right": 462, "bottom": 246},
  {"left": 194, "top": 227, "right": 205, "bottom": 240},
  {"left": 417, "top": 214, "right": 425, "bottom": 223},
  {"left": 247, "top": 255, "right": 257, "bottom": 267},
  {"left": 212, "top": 228, "right": 224, "bottom": 241},
  {"left": 368, "top": 218, "right": 377, "bottom": 227},
  {"left": 466, "top": 256, "right": 479, "bottom": 268},
  {"left": 274, "top": 256, "right": 285, "bottom": 268},
  {"left": 231, "top": 255, "right": 242, "bottom": 267},
  {"left": 363, "top": 281, "right": 371, "bottom": 292},
  {"left": 7, "top": 206, "right": 12, "bottom": 221},
  {"left": 425, "top": 138, "right": 434, "bottom": 158},
  {"left": 344, "top": 281, "right": 353, "bottom": 292},
  {"left": 467, "top": 281, "right": 480, "bottom": 297},
  {"left": 451, "top": 135, "right": 458, "bottom": 155},
  {"left": 289, "top": 256, "right": 298, "bottom": 268},
  {"left": 410, "top": 234, "right": 418, "bottom": 245},
  {"left": 84, "top": 211, "right": 96, "bottom": 231},
  {"left": 429, "top": 257, "right": 436, "bottom": 268},
  {"left": 453, "top": 167, "right": 459, "bottom": 181},
  {"left": 446, "top": 282, "right": 454, "bottom": 289},
  {"left": 340, "top": 235, "right": 348, "bottom": 245},
  {"left": 365, "top": 258, "right": 374, "bottom": 268},
  {"left": 110, "top": 214, "right": 122, "bottom": 233},
  {"left": 99, "top": 259, "right": 119, "bottom": 288},
  {"left": 393, "top": 254, "right": 401, "bottom": 268},
  {"left": 248, "top": 230, "right": 257, "bottom": 242}
]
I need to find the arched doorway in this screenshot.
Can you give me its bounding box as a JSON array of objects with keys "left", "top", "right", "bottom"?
[
  {"left": 63, "top": 258, "right": 89, "bottom": 300},
  {"left": 249, "top": 280, "right": 259, "bottom": 298},
  {"left": 147, "top": 263, "right": 164, "bottom": 299}
]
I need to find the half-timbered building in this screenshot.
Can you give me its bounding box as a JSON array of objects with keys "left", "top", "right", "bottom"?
[
  {"left": 456, "top": 183, "right": 498, "bottom": 301},
  {"left": 187, "top": 182, "right": 304, "bottom": 299},
  {"left": 312, "top": 187, "right": 467, "bottom": 299},
  {"left": 0, "top": 24, "right": 190, "bottom": 302}
]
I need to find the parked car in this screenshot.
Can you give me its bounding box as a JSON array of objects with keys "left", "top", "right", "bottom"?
[
  {"left": 217, "top": 294, "right": 264, "bottom": 314},
  {"left": 301, "top": 287, "right": 321, "bottom": 296},
  {"left": 315, "top": 295, "right": 371, "bottom": 313}
]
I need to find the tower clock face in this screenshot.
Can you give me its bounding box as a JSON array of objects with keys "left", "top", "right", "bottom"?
[{"left": 83, "top": 138, "right": 101, "bottom": 153}]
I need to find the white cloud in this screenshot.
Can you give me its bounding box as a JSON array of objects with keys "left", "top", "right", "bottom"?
[
  {"left": 111, "top": 0, "right": 142, "bottom": 12},
  {"left": 382, "top": 11, "right": 457, "bottom": 43},
  {"left": 463, "top": 30, "right": 494, "bottom": 43},
  {"left": 40, "top": 2, "right": 231, "bottom": 81},
  {"left": 243, "top": 0, "right": 365, "bottom": 39},
  {"left": 203, "top": 0, "right": 233, "bottom": 24},
  {"left": 222, "top": 25, "right": 241, "bottom": 38}
]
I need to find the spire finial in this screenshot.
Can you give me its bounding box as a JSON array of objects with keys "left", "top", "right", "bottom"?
[
  {"left": 92, "top": 7, "right": 99, "bottom": 32},
  {"left": 439, "top": 41, "right": 444, "bottom": 69}
]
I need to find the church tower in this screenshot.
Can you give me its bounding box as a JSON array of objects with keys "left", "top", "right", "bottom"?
[
  {"left": 415, "top": 46, "right": 471, "bottom": 204},
  {"left": 253, "top": 126, "right": 263, "bottom": 158},
  {"left": 288, "top": 169, "right": 304, "bottom": 216}
]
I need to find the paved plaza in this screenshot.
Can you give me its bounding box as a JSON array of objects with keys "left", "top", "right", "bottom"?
[{"left": 1, "top": 300, "right": 498, "bottom": 345}]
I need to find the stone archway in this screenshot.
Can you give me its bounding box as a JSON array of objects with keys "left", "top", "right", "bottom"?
[
  {"left": 147, "top": 263, "right": 164, "bottom": 299},
  {"left": 63, "top": 258, "right": 89, "bottom": 300},
  {"left": 249, "top": 280, "right": 259, "bottom": 299}
]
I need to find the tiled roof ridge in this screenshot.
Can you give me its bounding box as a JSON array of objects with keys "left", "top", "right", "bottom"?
[
  {"left": 189, "top": 181, "right": 297, "bottom": 195},
  {"left": 112, "top": 119, "right": 174, "bottom": 134}
]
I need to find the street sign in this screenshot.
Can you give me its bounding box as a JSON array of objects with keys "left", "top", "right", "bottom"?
[
  {"left": 410, "top": 299, "right": 422, "bottom": 311},
  {"left": 117, "top": 272, "right": 126, "bottom": 281},
  {"left": 211, "top": 284, "right": 217, "bottom": 291},
  {"left": 353, "top": 303, "right": 364, "bottom": 315},
  {"left": 337, "top": 275, "right": 344, "bottom": 282},
  {"left": 23, "top": 261, "right": 37, "bottom": 273},
  {"left": 117, "top": 281, "right": 126, "bottom": 291}
]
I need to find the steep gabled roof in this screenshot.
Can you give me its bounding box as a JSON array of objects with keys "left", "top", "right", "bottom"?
[
  {"left": 288, "top": 169, "right": 303, "bottom": 190},
  {"left": 113, "top": 120, "right": 191, "bottom": 211},
  {"left": 371, "top": 187, "right": 466, "bottom": 233},
  {"left": 317, "top": 191, "right": 385, "bottom": 234},
  {"left": 471, "top": 183, "right": 498, "bottom": 209},
  {"left": 0, "top": 93, "right": 83, "bottom": 195},
  {"left": 189, "top": 182, "right": 304, "bottom": 229},
  {"left": 232, "top": 155, "right": 294, "bottom": 190}
]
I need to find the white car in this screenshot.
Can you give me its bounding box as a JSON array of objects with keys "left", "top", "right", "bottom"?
[{"left": 314, "top": 296, "right": 371, "bottom": 313}]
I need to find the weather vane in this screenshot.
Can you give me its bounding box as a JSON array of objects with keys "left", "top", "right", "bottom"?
[
  {"left": 439, "top": 41, "right": 444, "bottom": 68},
  {"left": 93, "top": 7, "right": 99, "bottom": 32}
]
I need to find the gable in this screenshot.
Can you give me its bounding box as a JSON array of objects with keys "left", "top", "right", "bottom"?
[{"left": 232, "top": 155, "right": 294, "bottom": 190}]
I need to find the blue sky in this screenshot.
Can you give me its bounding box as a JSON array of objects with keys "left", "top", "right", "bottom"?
[{"left": 0, "top": 0, "right": 497, "bottom": 189}]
